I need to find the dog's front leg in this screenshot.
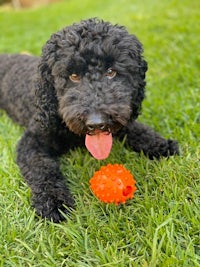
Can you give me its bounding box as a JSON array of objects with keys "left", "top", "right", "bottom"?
[
  {"left": 117, "top": 120, "right": 179, "bottom": 159},
  {"left": 16, "top": 130, "right": 73, "bottom": 222}
]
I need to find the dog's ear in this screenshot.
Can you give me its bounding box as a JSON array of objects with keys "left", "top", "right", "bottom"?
[
  {"left": 34, "top": 54, "right": 60, "bottom": 131},
  {"left": 140, "top": 58, "right": 148, "bottom": 80},
  {"left": 131, "top": 58, "right": 148, "bottom": 120}
]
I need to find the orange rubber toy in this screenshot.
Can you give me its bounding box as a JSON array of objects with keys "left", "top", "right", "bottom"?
[{"left": 90, "top": 164, "right": 136, "bottom": 205}]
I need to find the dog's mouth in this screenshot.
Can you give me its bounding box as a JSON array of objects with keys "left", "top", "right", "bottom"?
[
  {"left": 85, "top": 130, "right": 113, "bottom": 160},
  {"left": 62, "top": 111, "right": 125, "bottom": 160},
  {"left": 83, "top": 112, "right": 126, "bottom": 160}
]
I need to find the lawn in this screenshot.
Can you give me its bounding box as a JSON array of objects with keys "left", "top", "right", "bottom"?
[{"left": 0, "top": 0, "right": 200, "bottom": 266}]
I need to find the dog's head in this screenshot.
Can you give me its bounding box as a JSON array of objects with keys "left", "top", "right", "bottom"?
[{"left": 37, "top": 18, "right": 147, "bottom": 159}]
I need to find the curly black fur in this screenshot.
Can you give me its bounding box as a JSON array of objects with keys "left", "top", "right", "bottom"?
[{"left": 0, "top": 18, "right": 179, "bottom": 222}]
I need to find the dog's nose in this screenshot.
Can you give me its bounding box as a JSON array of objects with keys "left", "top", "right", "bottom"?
[{"left": 86, "top": 113, "right": 110, "bottom": 133}]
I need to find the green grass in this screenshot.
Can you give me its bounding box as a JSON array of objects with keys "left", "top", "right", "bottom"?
[{"left": 0, "top": 0, "right": 200, "bottom": 266}]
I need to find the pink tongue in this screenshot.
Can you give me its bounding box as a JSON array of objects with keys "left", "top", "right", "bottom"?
[{"left": 85, "top": 132, "right": 112, "bottom": 160}]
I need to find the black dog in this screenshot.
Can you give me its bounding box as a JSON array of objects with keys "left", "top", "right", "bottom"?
[{"left": 0, "top": 18, "right": 179, "bottom": 222}]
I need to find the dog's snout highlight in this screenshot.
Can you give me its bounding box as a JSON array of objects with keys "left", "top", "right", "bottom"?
[{"left": 86, "top": 113, "right": 111, "bottom": 133}]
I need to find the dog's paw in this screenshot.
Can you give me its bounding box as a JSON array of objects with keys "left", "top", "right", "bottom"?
[
  {"left": 167, "top": 139, "right": 179, "bottom": 156},
  {"left": 32, "top": 191, "right": 74, "bottom": 222},
  {"left": 147, "top": 139, "right": 179, "bottom": 160}
]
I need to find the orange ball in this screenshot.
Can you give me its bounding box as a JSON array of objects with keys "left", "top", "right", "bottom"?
[{"left": 90, "top": 164, "right": 136, "bottom": 205}]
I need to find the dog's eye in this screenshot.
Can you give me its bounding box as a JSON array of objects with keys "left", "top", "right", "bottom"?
[
  {"left": 69, "top": 74, "right": 81, "bottom": 83},
  {"left": 105, "top": 68, "right": 116, "bottom": 79}
]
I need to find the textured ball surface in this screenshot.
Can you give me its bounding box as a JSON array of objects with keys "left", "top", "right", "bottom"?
[{"left": 90, "top": 164, "right": 136, "bottom": 204}]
